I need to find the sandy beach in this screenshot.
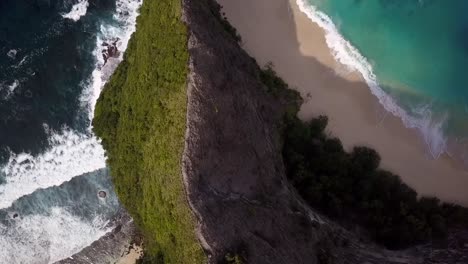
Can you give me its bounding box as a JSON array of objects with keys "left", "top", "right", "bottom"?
[
  {"left": 116, "top": 245, "right": 143, "bottom": 264},
  {"left": 217, "top": 0, "right": 468, "bottom": 206}
]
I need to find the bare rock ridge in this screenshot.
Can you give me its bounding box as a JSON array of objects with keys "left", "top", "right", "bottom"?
[
  {"left": 181, "top": 0, "right": 468, "bottom": 263},
  {"left": 55, "top": 209, "right": 138, "bottom": 264},
  {"left": 182, "top": 0, "right": 325, "bottom": 262},
  {"left": 59, "top": 0, "right": 468, "bottom": 262}
]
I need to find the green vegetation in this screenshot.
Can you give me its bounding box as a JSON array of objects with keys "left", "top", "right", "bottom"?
[
  {"left": 259, "top": 63, "right": 302, "bottom": 120},
  {"left": 136, "top": 252, "right": 165, "bottom": 264},
  {"left": 224, "top": 254, "right": 244, "bottom": 264},
  {"left": 259, "top": 66, "right": 468, "bottom": 249},
  {"left": 93, "top": 0, "right": 205, "bottom": 263},
  {"left": 92, "top": 0, "right": 468, "bottom": 257},
  {"left": 220, "top": 242, "right": 248, "bottom": 264},
  {"left": 208, "top": 2, "right": 242, "bottom": 43}
]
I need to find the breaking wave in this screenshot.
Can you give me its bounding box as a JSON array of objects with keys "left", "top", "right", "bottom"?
[
  {"left": 0, "top": 0, "right": 143, "bottom": 261},
  {"left": 296, "top": 0, "right": 448, "bottom": 159},
  {"left": 62, "top": 0, "right": 89, "bottom": 22},
  {"left": 0, "top": 0, "right": 142, "bottom": 209},
  {"left": 0, "top": 130, "right": 105, "bottom": 209},
  {"left": 0, "top": 207, "right": 111, "bottom": 263}
]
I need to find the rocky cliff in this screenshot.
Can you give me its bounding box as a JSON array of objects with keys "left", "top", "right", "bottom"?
[
  {"left": 72, "top": 0, "right": 468, "bottom": 263},
  {"left": 183, "top": 0, "right": 322, "bottom": 262},
  {"left": 181, "top": 0, "right": 468, "bottom": 263}
]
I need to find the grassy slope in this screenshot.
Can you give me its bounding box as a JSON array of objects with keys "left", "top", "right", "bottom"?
[{"left": 93, "top": 0, "right": 205, "bottom": 263}]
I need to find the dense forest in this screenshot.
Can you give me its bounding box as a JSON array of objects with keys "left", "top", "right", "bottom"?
[{"left": 259, "top": 65, "right": 468, "bottom": 249}]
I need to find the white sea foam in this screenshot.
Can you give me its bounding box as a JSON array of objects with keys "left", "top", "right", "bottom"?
[
  {"left": 5, "top": 80, "right": 20, "bottom": 99},
  {"left": 81, "top": 0, "right": 142, "bottom": 123},
  {"left": 0, "top": 130, "right": 106, "bottom": 209},
  {"left": 62, "top": 0, "right": 89, "bottom": 22},
  {"left": 4, "top": 80, "right": 19, "bottom": 100},
  {"left": 0, "top": 0, "right": 142, "bottom": 210},
  {"left": 7, "top": 49, "right": 17, "bottom": 59},
  {"left": 0, "top": 0, "right": 142, "bottom": 260},
  {"left": 296, "top": 0, "right": 448, "bottom": 158},
  {"left": 0, "top": 207, "right": 111, "bottom": 264},
  {"left": 16, "top": 55, "right": 29, "bottom": 68},
  {"left": 0, "top": 80, "right": 20, "bottom": 100}
]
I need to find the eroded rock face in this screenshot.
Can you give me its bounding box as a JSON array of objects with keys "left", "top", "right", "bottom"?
[
  {"left": 182, "top": 2, "right": 324, "bottom": 263},
  {"left": 101, "top": 38, "right": 120, "bottom": 65},
  {"left": 181, "top": 1, "right": 468, "bottom": 263},
  {"left": 54, "top": 210, "right": 137, "bottom": 264},
  {"left": 181, "top": 1, "right": 350, "bottom": 263},
  {"left": 60, "top": 0, "right": 468, "bottom": 262}
]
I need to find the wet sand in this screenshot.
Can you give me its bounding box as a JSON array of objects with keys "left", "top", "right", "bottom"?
[{"left": 217, "top": 0, "right": 468, "bottom": 206}]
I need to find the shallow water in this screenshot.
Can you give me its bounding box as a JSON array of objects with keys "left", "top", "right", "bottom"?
[
  {"left": 302, "top": 0, "right": 468, "bottom": 161},
  {"left": 0, "top": 0, "right": 141, "bottom": 261}
]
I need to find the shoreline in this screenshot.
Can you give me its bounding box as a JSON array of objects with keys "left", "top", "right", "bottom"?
[
  {"left": 217, "top": 0, "right": 468, "bottom": 206},
  {"left": 116, "top": 245, "right": 143, "bottom": 264}
]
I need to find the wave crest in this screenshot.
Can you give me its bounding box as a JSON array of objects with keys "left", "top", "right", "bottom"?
[
  {"left": 0, "top": 130, "right": 106, "bottom": 209},
  {"left": 62, "top": 0, "right": 89, "bottom": 22},
  {"left": 0, "top": 0, "right": 143, "bottom": 261},
  {"left": 296, "top": 0, "right": 448, "bottom": 159},
  {"left": 0, "top": 207, "right": 111, "bottom": 263}
]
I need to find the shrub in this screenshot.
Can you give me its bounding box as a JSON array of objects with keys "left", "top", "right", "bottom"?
[
  {"left": 257, "top": 62, "right": 468, "bottom": 249},
  {"left": 93, "top": 0, "right": 205, "bottom": 262}
]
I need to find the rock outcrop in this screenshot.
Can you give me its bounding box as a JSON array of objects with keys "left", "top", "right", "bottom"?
[
  {"left": 55, "top": 210, "right": 138, "bottom": 264},
  {"left": 183, "top": 0, "right": 324, "bottom": 261},
  {"left": 64, "top": 0, "right": 468, "bottom": 262},
  {"left": 181, "top": 0, "right": 468, "bottom": 263},
  {"left": 101, "top": 38, "right": 120, "bottom": 65}
]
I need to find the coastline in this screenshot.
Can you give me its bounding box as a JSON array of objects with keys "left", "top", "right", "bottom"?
[
  {"left": 217, "top": 0, "right": 468, "bottom": 206},
  {"left": 116, "top": 245, "right": 143, "bottom": 264}
]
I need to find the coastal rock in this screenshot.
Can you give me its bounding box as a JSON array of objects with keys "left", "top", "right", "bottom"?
[
  {"left": 54, "top": 209, "right": 138, "bottom": 264},
  {"left": 98, "top": 190, "right": 107, "bottom": 198},
  {"left": 101, "top": 39, "right": 120, "bottom": 65},
  {"left": 183, "top": 0, "right": 335, "bottom": 262},
  {"left": 181, "top": 0, "right": 468, "bottom": 263},
  {"left": 68, "top": 0, "right": 468, "bottom": 262}
]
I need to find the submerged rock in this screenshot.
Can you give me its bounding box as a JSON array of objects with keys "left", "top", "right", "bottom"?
[{"left": 98, "top": 190, "right": 107, "bottom": 198}]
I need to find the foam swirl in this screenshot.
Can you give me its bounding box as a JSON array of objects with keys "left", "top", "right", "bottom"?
[
  {"left": 0, "top": 207, "right": 111, "bottom": 263},
  {"left": 62, "top": 0, "right": 89, "bottom": 22},
  {"left": 0, "top": 1, "right": 143, "bottom": 261},
  {"left": 296, "top": 0, "right": 448, "bottom": 159}
]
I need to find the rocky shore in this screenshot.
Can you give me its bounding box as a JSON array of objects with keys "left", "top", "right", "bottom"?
[
  {"left": 68, "top": 0, "right": 468, "bottom": 263},
  {"left": 181, "top": 0, "right": 468, "bottom": 263},
  {"left": 55, "top": 209, "right": 140, "bottom": 264}
]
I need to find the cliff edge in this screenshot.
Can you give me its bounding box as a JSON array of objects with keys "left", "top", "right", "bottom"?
[
  {"left": 181, "top": 0, "right": 468, "bottom": 263},
  {"left": 91, "top": 0, "right": 468, "bottom": 263}
]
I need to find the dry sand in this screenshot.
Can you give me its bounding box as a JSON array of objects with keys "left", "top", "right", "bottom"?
[
  {"left": 217, "top": 0, "right": 468, "bottom": 206},
  {"left": 115, "top": 245, "right": 143, "bottom": 264}
]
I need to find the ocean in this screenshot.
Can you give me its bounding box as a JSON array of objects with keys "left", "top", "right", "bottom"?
[
  {"left": 298, "top": 0, "right": 468, "bottom": 163},
  {"left": 0, "top": 0, "right": 141, "bottom": 262}
]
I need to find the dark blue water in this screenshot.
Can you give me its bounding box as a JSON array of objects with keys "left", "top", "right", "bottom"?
[
  {"left": 0, "top": 0, "right": 142, "bottom": 262},
  {"left": 0, "top": 0, "right": 114, "bottom": 158}
]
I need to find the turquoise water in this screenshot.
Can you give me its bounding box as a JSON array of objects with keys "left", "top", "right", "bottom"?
[{"left": 302, "top": 0, "right": 468, "bottom": 160}]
